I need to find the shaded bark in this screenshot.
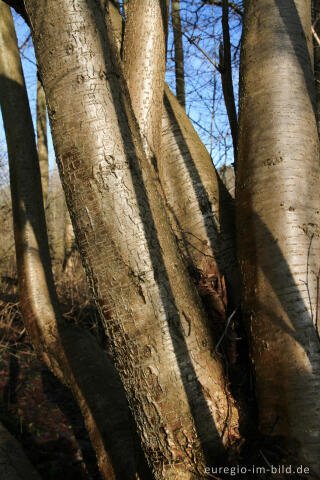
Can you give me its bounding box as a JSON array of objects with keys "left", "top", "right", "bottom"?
[
  {"left": 0, "top": 422, "right": 42, "bottom": 480},
  {"left": 237, "top": 0, "right": 320, "bottom": 473},
  {"left": 36, "top": 77, "right": 48, "bottom": 208},
  {"left": 172, "top": 0, "right": 186, "bottom": 108},
  {"left": 0, "top": 4, "right": 136, "bottom": 479},
  {"left": 23, "top": 0, "right": 241, "bottom": 478}
]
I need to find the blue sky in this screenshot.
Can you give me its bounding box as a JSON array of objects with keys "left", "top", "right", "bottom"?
[{"left": 0, "top": 4, "right": 241, "bottom": 172}]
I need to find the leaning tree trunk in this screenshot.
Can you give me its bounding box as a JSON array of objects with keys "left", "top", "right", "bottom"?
[
  {"left": 22, "top": 0, "right": 241, "bottom": 477},
  {"left": 237, "top": 0, "right": 320, "bottom": 473},
  {"left": 36, "top": 77, "right": 48, "bottom": 208},
  {"left": 161, "top": 84, "right": 241, "bottom": 313},
  {"left": 0, "top": 4, "right": 136, "bottom": 479}
]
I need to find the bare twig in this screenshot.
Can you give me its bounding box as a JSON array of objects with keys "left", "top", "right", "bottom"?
[
  {"left": 18, "top": 32, "right": 31, "bottom": 52},
  {"left": 312, "top": 25, "right": 320, "bottom": 47},
  {"left": 171, "top": 24, "right": 221, "bottom": 72},
  {"left": 215, "top": 306, "right": 238, "bottom": 352}
]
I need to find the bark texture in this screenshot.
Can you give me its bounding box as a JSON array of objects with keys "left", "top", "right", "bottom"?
[
  {"left": 36, "top": 77, "right": 48, "bottom": 208},
  {"left": 23, "top": 0, "right": 240, "bottom": 477},
  {"left": 122, "top": 0, "right": 168, "bottom": 163},
  {"left": 238, "top": 0, "right": 320, "bottom": 472},
  {"left": 0, "top": 422, "right": 42, "bottom": 480},
  {"left": 0, "top": 5, "right": 136, "bottom": 479},
  {"left": 172, "top": 0, "right": 186, "bottom": 108}
]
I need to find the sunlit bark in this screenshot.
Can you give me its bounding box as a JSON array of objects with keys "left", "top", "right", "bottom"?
[
  {"left": 22, "top": 0, "right": 241, "bottom": 477},
  {"left": 0, "top": 5, "right": 136, "bottom": 478},
  {"left": 122, "top": 0, "right": 168, "bottom": 163}
]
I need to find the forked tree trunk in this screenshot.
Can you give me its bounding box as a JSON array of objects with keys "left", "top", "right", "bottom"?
[
  {"left": 36, "top": 77, "right": 48, "bottom": 207},
  {"left": 0, "top": 5, "right": 136, "bottom": 479},
  {"left": 237, "top": 0, "right": 320, "bottom": 473},
  {"left": 121, "top": 0, "right": 241, "bottom": 388},
  {"left": 122, "top": 1, "right": 240, "bottom": 361},
  {"left": 23, "top": 0, "right": 240, "bottom": 477},
  {"left": 172, "top": 0, "right": 186, "bottom": 108}
]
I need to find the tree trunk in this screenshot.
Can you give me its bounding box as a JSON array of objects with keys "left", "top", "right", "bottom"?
[
  {"left": 219, "top": 0, "right": 238, "bottom": 166},
  {"left": 172, "top": 0, "right": 186, "bottom": 108},
  {"left": 122, "top": 0, "right": 168, "bottom": 164},
  {"left": 23, "top": 0, "right": 240, "bottom": 477},
  {"left": 123, "top": 1, "right": 240, "bottom": 361},
  {"left": 0, "top": 5, "right": 136, "bottom": 479},
  {"left": 36, "top": 77, "right": 48, "bottom": 208},
  {"left": 237, "top": 0, "right": 320, "bottom": 473}
]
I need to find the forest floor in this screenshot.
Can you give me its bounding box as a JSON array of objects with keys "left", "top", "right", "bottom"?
[{"left": 0, "top": 273, "right": 102, "bottom": 480}]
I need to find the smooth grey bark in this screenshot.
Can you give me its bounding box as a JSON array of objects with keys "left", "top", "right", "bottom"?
[
  {"left": 238, "top": 0, "right": 320, "bottom": 473},
  {"left": 0, "top": 4, "right": 136, "bottom": 479},
  {"left": 22, "top": 0, "right": 241, "bottom": 478}
]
